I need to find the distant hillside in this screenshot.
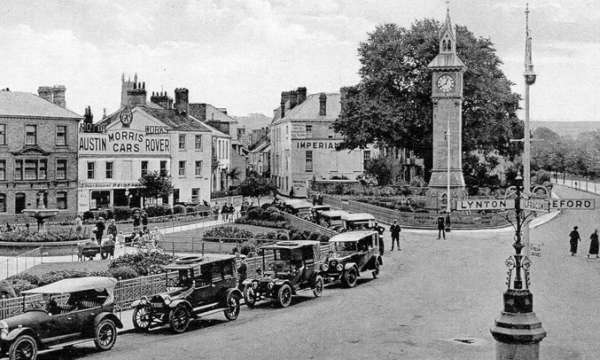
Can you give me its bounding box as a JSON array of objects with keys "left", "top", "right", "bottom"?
[
  {"left": 233, "top": 113, "right": 271, "bottom": 130},
  {"left": 531, "top": 121, "right": 600, "bottom": 138}
]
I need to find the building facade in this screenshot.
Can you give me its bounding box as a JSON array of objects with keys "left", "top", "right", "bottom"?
[
  {"left": 0, "top": 88, "right": 81, "bottom": 219},
  {"left": 270, "top": 88, "right": 367, "bottom": 197},
  {"left": 77, "top": 77, "right": 213, "bottom": 212}
]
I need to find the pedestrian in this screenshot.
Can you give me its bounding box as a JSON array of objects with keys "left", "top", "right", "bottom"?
[
  {"left": 95, "top": 217, "right": 105, "bottom": 245},
  {"left": 437, "top": 215, "right": 445, "bottom": 240},
  {"left": 221, "top": 203, "right": 228, "bottom": 222},
  {"left": 588, "top": 229, "right": 599, "bottom": 258},
  {"left": 141, "top": 211, "right": 148, "bottom": 232},
  {"left": 569, "top": 226, "right": 581, "bottom": 256},
  {"left": 390, "top": 220, "right": 401, "bottom": 251},
  {"left": 107, "top": 219, "right": 118, "bottom": 240},
  {"left": 237, "top": 257, "right": 247, "bottom": 291},
  {"left": 5, "top": 223, "right": 11, "bottom": 232},
  {"left": 132, "top": 211, "right": 141, "bottom": 232},
  {"left": 74, "top": 216, "right": 83, "bottom": 239}
]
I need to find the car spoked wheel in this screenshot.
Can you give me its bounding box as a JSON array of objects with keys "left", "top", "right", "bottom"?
[
  {"left": 133, "top": 306, "right": 152, "bottom": 331},
  {"left": 277, "top": 284, "right": 293, "bottom": 307},
  {"left": 342, "top": 268, "right": 358, "bottom": 288},
  {"left": 313, "top": 276, "right": 324, "bottom": 297},
  {"left": 94, "top": 319, "right": 117, "bottom": 351},
  {"left": 169, "top": 305, "right": 190, "bottom": 333},
  {"left": 244, "top": 285, "right": 257, "bottom": 308},
  {"left": 224, "top": 293, "right": 241, "bottom": 321},
  {"left": 9, "top": 335, "right": 37, "bottom": 360}
]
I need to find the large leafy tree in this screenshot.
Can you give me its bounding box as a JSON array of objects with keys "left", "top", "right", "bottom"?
[
  {"left": 138, "top": 171, "right": 174, "bottom": 206},
  {"left": 238, "top": 175, "right": 276, "bottom": 205},
  {"left": 334, "top": 20, "right": 522, "bottom": 182}
]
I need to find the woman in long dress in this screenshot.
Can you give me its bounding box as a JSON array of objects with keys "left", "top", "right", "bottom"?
[
  {"left": 569, "top": 226, "right": 581, "bottom": 256},
  {"left": 588, "top": 229, "right": 599, "bottom": 258}
]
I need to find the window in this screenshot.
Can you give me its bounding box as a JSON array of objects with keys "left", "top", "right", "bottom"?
[
  {"left": 305, "top": 151, "right": 313, "bottom": 172},
  {"left": 305, "top": 124, "right": 312, "bottom": 137},
  {"left": 179, "top": 134, "right": 186, "bottom": 150},
  {"left": 195, "top": 161, "right": 202, "bottom": 176},
  {"left": 87, "top": 162, "right": 95, "bottom": 179},
  {"left": 0, "top": 160, "right": 4, "bottom": 181},
  {"left": 15, "top": 193, "right": 25, "bottom": 213},
  {"left": 24, "top": 160, "right": 37, "bottom": 180},
  {"left": 56, "top": 159, "right": 67, "bottom": 180},
  {"left": 56, "top": 191, "right": 67, "bottom": 210},
  {"left": 25, "top": 125, "right": 37, "bottom": 145},
  {"left": 0, "top": 124, "right": 5, "bottom": 145},
  {"left": 141, "top": 161, "right": 148, "bottom": 177},
  {"left": 38, "top": 160, "right": 47, "bottom": 180},
  {"left": 56, "top": 125, "right": 67, "bottom": 146},
  {"left": 195, "top": 135, "right": 202, "bottom": 151},
  {"left": 363, "top": 150, "right": 371, "bottom": 168},
  {"left": 191, "top": 188, "right": 200, "bottom": 203},
  {"left": 0, "top": 194, "right": 5, "bottom": 212},
  {"left": 160, "top": 161, "right": 167, "bottom": 176},
  {"left": 106, "top": 161, "right": 113, "bottom": 179},
  {"left": 173, "top": 189, "right": 180, "bottom": 203},
  {"left": 178, "top": 161, "right": 186, "bottom": 176}
]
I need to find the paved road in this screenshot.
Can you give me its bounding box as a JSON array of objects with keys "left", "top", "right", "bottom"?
[{"left": 44, "top": 185, "right": 600, "bottom": 359}]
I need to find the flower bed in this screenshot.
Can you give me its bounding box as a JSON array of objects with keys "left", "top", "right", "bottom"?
[{"left": 0, "top": 228, "right": 84, "bottom": 243}]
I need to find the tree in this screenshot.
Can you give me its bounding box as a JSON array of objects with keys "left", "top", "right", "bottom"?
[
  {"left": 138, "top": 171, "right": 174, "bottom": 206},
  {"left": 364, "top": 157, "right": 402, "bottom": 186},
  {"left": 334, "top": 20, "right": 522, "bottom": 184},
  {"left": 238, "top": 175, "right": 276, "bottom": 205}
]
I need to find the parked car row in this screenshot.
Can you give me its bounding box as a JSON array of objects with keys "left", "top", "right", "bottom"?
[{"left": 0, "top": 231, "right": 383, "bottom": 360}]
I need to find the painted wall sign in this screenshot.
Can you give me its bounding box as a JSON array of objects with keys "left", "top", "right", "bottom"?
[
  {"left": 78, "top": 129, "right": 170, "bottom": 154},
  {"left": 295, "top": 140, "right": 341, "bottom": 150},
  {"left": 145, "top": 126, "right": 169, "bottom": 134}
]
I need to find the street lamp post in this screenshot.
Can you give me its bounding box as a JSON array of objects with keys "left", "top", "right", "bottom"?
[
  {"left": 490, "top": 173, "right": 546, "bottom": 359},
  {"left": 446, "top": 115, "right": 451, "bottom": 214}
]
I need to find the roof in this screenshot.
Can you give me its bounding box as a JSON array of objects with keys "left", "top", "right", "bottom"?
[
  {"left": 22, "top": 277, "right": 117, "bottom": 294},
  {"left": 0, "top": 91, "right": 81, "bottom": 119},
  {"left": 312, "top": 205, "right": 330, "bottom": 210},
  {"left": 275, "top": 93, "right": 340, "bottom": 124},
  {"left": 99, "top": 105, "right": 214, "bottom": 132},
  {"left": 262, "top": 240, "right": 321, "bottom": 250},
  {"left": 329, "top": 230, "right": 378, "bottom": 242},
  {"left": 201, "top": 119, "right": 230, "bottom": 138},
  {"left": 319, "top": 210, "right": 349, "bottom": 218},
  {"left": 341, "top": 213, "right": 375, "bottom": 221},
  {"left": 250, "top": 140, "right": 270, "bottom": 153},
  {"left": 287, "top": 200, "right": 313, "bottom": 209},
  {"left": 164, "top": 255, "right": 236, "bottom": 270}
]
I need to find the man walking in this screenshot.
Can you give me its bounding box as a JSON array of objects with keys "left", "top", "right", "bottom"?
[
  {"left": 390, "top": 220, "right": 401, "bottom": 251},
  {"left": 569, "top": 226, "right": 581, "bottom": 256},
  {"left": 437, "top": 215, "right": 445, "bottom": 240},
  {"left": 95, "top": 217, "right": 105, "bottom": 245}
]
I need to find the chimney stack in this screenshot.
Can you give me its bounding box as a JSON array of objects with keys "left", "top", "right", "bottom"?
[
  {"left": 296, "top": 87, "right": 307, "bottom": 105},
  {"left": 126, "top": 81, "right": 147, "bottom": 107},
  {"left": 38, "top": 86, "right": 53, "bottom": 103},
  {"left": 289, "top": 90, "right": 298, "bottom": 109},
  {"left": 174, "top": 88, "right": 189, "bottom": 115},
  {"left": 83, "top": 106, "right": 93, "bottom": 124},
  {"left": 150, "top": 91, "right": 173, "bottom": 109},
  {"left": 52, "top": 85, "right": 66, "bottom": 108},
  {"left": 319, "top": 93, "right": 327, "bottom": 116}
]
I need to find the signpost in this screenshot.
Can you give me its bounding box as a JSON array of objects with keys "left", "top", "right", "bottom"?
[{"left": 456, "top": 198, "right": 595, "bottom": 211}]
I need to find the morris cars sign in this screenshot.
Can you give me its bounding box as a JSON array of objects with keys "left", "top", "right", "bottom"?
[{"left": 79, "top": 129, "right": 170, "bottom": 154}]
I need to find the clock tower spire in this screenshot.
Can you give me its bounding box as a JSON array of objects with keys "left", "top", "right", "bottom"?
[{"left": 427, "top": 3, "right": 466, "bottom": 207}]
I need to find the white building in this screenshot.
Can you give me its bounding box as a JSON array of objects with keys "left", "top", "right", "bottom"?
[{"left": 270, "top": 88, "right": 369, "bottom": 197}]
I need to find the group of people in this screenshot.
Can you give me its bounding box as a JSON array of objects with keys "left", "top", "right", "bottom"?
[
  {"left": 568, "top": 226, "right": 599, "bottom": 258},
  {"left": 221, "top": 203, "right": 236, "bottom": 222}
]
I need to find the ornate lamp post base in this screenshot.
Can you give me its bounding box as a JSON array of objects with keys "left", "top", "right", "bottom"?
[{"left": 491, "top": 289, "right": 546, "bottom": 360}]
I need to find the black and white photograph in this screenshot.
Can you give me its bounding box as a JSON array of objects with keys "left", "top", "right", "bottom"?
[{"left": 0, "top": 0, "right": 597, "bottom": 359}]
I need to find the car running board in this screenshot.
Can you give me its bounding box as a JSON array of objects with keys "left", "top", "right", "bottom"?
[
  {"left": 192, "top": 307, "right": 228, "bottom": 318},
  {"left": 38, "top": 338, "right": 94, "bottom": 354}
]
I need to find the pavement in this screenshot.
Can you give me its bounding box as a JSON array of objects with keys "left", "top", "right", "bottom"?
[{"left": 37, "top": 184, "right": 599, "bottom": 360}]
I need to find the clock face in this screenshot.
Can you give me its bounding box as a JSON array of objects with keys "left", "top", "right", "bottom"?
[
  {"left": 437, "top": 74, "right": 455, "bottom": 93},
  {"left": 120, "top": 107, "right": 133, "bottom": 127}
]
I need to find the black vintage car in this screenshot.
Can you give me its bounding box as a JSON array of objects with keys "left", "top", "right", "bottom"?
[
  {"left": 322, "top": 231, "right": 382, "bottom": 287},
  {"left": 243, "top": 241, "right": 324, "bottom": 308},
  {"left": 0, "top": 277, "right": 122, "bottom": 360},
  {"left": 131, "top": 255, "right": 242, "bottom": 333}
]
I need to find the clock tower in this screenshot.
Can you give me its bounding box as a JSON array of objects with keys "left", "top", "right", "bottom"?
[{"left": 427, "top": 6, "right": 466, "bottom": 201}]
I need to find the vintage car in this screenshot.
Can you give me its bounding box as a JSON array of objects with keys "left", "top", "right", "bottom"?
[
  {"left": 323, "top": 231, "right": 383, "bottom": 287},
  {"left": 243, "top": 241, "right": 324, "bottom": 308},
  {"left": 284, "top": 200, "right": 313, "bottom": 219},
  {"left": 0, "top": 277, "right": 122, "bottom": 360},
  {"left": 341, "top": 212, "right": 384, "bottom": 233},
  {"left": 131, "top": 255, "right": 242, "bottom": 334},
  {"left": 316, "top": 210, "right": 349, "bottom": 230}
]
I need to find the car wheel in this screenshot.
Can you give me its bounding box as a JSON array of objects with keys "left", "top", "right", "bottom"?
[
  {"left": 243, "top": 285, "right": 256, "bottom": 308},
  {"left": 169, "top": 305, "right": 190, "bottom": 333},
  {"left": 313, "top": 275, "right": 324, "bottom": 297},
  {"left": 9, "top": 335, "right": 37, "bottom": 360},
  {"left": 224, "top": 292, "right": 241, "bottom": 321},
  {"left": 277, "top": 284, "right": 293, "bottom": 308},
  {"left": 132, "top": 306, "right": 152, "bottom": 331},
  {"left": 94, "top": 318, "right": 117, "bottom": 351},
  {"left": 342, "top": 268, "right": 358, "bottom": 288}
]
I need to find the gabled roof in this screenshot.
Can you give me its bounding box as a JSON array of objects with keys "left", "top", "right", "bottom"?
[
  {"left": 0, "top": 91, "right": 81, "bottom": 119},
  {"left": 250, "top": 140, "right": 270, "bottom": 153},
  {"left": 98, "top": 105, "right": 213, "bottom": 132},
  {"left": 274, "top": 93, "right": 340, "bottom": 124}
]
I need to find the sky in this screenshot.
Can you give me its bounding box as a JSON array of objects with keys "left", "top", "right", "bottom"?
[{"left": 0, "top": 0, "right": 598, "bottom": 122}]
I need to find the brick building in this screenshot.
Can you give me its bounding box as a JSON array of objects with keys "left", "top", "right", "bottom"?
[{"left": 0, "top": 87, "right": 81, "bottom": 219}]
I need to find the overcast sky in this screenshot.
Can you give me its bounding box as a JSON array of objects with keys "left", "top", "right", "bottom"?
[{"left": 0, "top": 0, "right": 597, "bottom": 122}]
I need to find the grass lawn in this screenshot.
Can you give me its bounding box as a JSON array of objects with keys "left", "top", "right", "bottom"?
[{"left": 23, "top": 260, "right": 111, "bottom": 276}]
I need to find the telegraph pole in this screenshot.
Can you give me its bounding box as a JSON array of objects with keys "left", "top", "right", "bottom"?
[{"left": 523, "top": 3, "right": 536, "bottom": 195}]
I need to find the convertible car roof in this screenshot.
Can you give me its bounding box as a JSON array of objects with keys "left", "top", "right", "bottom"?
[
  {"left": 261, "top": 240, "right": 320, "bottom": 250},
  {"left": 23, "top": 277, "right": 117, "bottom": 294},
  {"left": 164, "top": 255, "right": 237, "bottom": 270},
  {"left": 341, "top": 213, "right": 375, "bottom": 221},
  {"left": 329, "top": 230, "right": 378, "bottom": 242}
]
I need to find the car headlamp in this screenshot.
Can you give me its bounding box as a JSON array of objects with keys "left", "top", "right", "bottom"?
[
  {"left": 267, "top": 281, "right": 274, "bottom": 290},
  {"left": 321, "top": 263, "right": 329, "bottom": 271},
  {"left": 0, "top": 320, "right": 8, "bottom": 336},
  {"left": 336, "top": 264, "right": 343, "bottom": 272},
  {"left": 140, "top": 296, "right": 148, "bottom": 305},
  {"left": 163, "top": 295, "right": 172, "bottom": 305}
]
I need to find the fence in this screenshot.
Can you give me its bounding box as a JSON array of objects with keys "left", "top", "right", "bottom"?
[
  {"left": 280, "top": 212, "right": 337, "bottom": 237},
  {"left": 552, "top": 172, "right": 600, "bottom": 195}
]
